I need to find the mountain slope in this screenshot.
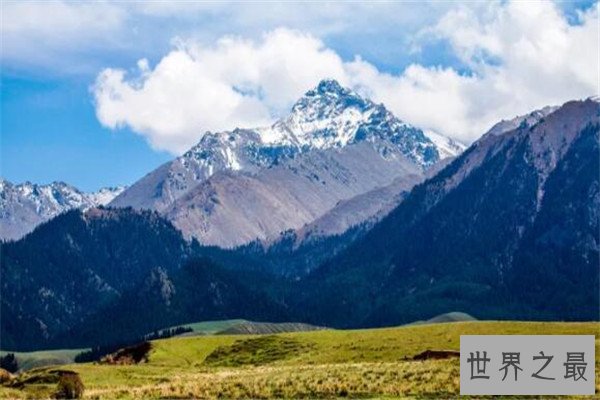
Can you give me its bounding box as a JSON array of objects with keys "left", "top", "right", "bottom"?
[
  {"left": 294, "top": 99, "right": 599, "bottom": 327},
  {"left": 423, "top": 130, "right": 466, "bottom": 159},
  {"left": 0, "top": 180, "right": 125, "bottom": 241},
  {"left": 288, "top": 173, "right": 422, "bottom": 243},
  {"left": 53, "top": 258, "right": 289, "bottom": 348},
  {"left": 111, "top": 80, "right": 459, "bottom": 247},
  {"left": 222, "top": 174, "right": 423, "bottom": 279},
  {"left": 0, "top": 207, "right": 294, "bottom": 351},
  {"left": 0, "top": 208, "right": 195, "bottom": 350},
  {"left": 166, "top": 143, "right": 423, "bottom": 247}
]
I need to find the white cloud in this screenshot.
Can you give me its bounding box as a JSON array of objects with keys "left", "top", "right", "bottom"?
[
  {"left": 406, "top": 0, "right": 599, "bottom": 140},
  {"left": 346, "top": 61, "right": 475, "bottom": 140},
  {"left": 94, "top": 28, "right": 347, "bottom": 153},
  {"left": 1, "top": 1, "right": 449, "bottom": 75},
  {"left": 93, "top": 1, "right": 598, "bottom": 153},
  {"left": 2, "top": 1, "right": 124, "bottom": 37},
  {"left": 2, "top": 1, "right": 126, "bottom": 72}
]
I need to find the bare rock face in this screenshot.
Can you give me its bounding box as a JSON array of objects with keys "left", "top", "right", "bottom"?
[
  {"left": 111, "top": 79, "right": 462, "bottom": 247},
  {"left": 290, "top": 173, "right": 423, "bottom": 243},
  {"left": 166, "top": 143, "right": 424, "bottom": 247}
]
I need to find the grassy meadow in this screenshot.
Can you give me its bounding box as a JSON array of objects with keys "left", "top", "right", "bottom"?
[{"left": 1, "top": 321, "right": 598, "bottom": 399}]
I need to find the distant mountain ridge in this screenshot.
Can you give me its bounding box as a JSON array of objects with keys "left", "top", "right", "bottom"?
[
  {"left": 111, "top": 79, "right": 462, "bottom": 247},
  {"left": 0, "top": 180, "right": 125, "bottom": 241}
]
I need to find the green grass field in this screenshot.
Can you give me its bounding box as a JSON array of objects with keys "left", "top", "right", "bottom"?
[{"left": 2, "top": 321, "right": 598, "bottom": 399}]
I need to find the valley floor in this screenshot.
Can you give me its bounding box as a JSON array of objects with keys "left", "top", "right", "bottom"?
[{"left": 1, "top": 321, "right": 599, "bottom": 399}]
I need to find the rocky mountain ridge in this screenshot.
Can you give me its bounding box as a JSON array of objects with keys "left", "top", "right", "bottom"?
[{"left": 0, "top": 180, "right": 125, "bottom": 241}]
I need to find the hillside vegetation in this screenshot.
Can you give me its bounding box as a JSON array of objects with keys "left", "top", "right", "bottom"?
[
  {"left": 0, "top": 349, "right": 83, "bottom": 372},
  {"left": 1, "top": 321, "right": 598, "bottom": 399}
]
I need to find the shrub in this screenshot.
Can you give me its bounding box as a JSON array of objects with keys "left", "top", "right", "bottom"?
[
  {"left": 0, "top": 353, "right": 18, "bottom": 373},
  {"left": 54, "top": 373, "right": 84, "bottom": 399},
  {"left": 204, "top": 336, "right": 312, "bottom": 367},
  {"left": 101, "top": 341, "right": 151, "bottom": 365}
]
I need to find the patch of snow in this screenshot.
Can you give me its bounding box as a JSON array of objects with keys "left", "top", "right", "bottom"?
[
  {"left": 87, "top": 186, "right": 127, "bottom": 206},
  {"left": 224, "top": 147, "right": 241, "bottom": 171},
  {"left": 0, "top": 180, "right": 128, "bottom": 240},
  {"left": 424, "top": 130, "right": 467, "bottom": 159}
]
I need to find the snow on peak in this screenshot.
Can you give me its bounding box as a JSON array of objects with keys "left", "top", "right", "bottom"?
[
  {"left": 424, "top": 130, "right": 467, "bottom": 159},
  {"left": 313, "top": 79, "right": 348, "bottom": 96},
  {"left": 87, "top": 186, "right": 127, "bottom": 206},
  {"left": 263, "top": 82, "right": 375, "bottom": 148},
  {"left": 256, "top": 79, "right": 445, "bottom": 166},
  {"left": 0, "top": 180, "right": 128, "bottom": 240},
  {"left": 166, "top": 79, "right": 462, "bottom": 187},
  {"left": 0, "top": 180, "right": 127, "bottom": 214}
]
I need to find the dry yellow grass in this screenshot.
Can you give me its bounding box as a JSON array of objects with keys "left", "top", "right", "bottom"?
[
  {"left": 2, "top": 321, "right": 598, "bottom": 399},
  {"left": 82, "top": 361, "right": 459, "bottom": 399}
]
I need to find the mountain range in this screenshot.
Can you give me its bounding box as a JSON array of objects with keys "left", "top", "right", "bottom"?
[
  {"left": 294, "top": 98, "right": 599, "bottom": 327},
  {"left": 109, "top": 80, "right": 464, "bottom": 247},
  {"left": 0, "top": 181, "right": 124, "bottom": 241},
  {"left": 1, "top": 81, "right": 463, "bottom": 247},
  {"left": 0, "top": 80, "right": 597, "bottom": 351}
]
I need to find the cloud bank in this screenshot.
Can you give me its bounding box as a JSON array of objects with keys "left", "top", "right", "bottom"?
[
  {"left": 93, "top": 29, "right": 349, "bottom": 153},
  {"left": 93, "top": 1, "right": 598, "bottom": 154}
]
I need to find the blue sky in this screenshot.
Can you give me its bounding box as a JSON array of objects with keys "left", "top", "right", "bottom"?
[{"left": 1, "top": 0, "right": 598, "bottom": 192}]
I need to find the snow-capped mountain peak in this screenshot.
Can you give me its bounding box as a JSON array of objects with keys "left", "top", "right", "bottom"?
[
  {"left": 265, "top": 79, "right": 378, "bottom": 148},
  {"left": 154, "top": 79, "right": 455, "bottom": 202},
  {"left": 313, "top": 78, "right": 348, "bottom": 95},
  {"left": 110, "top": 79, "right": 463, "bottom": 231},
  {"left": 0, "top": 180, "right": 127, "bottom": 240},
  {"left": 256, "top": 79, "right": 446, "bottom": 165}
]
